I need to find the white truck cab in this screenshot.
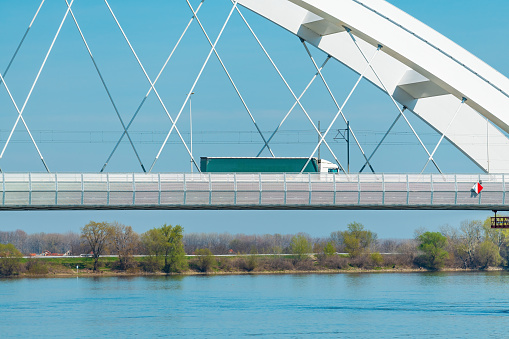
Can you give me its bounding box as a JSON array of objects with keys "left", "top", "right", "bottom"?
[{"left": 318, "top": 159, "right": 339, "bottom": 173}]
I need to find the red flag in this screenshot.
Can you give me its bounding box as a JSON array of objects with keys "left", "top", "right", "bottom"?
[{"left": 472, "top": 182, "right": 483, "bottom": 194}]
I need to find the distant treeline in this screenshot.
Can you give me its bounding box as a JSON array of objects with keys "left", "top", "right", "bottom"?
[
  {"left": 0, "top": 226, "right": 410, "bottom": 257},
  {"left": 0, "top": 217, "right": 508, "bottom": 276}
]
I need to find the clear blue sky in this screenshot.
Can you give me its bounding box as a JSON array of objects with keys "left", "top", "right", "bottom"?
[{"left": 0, "top": 0, "right": 507, "bottom": 237}]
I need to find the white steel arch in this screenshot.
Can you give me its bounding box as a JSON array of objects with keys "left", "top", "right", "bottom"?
[{"left": 237, "top": 0, "right": 509, "bottom": 173}]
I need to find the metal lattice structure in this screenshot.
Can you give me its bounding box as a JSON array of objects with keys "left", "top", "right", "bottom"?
[
  {"left": 1, "top": 1, "right": 509, "bottom": 210},
  {"left": 238, "top": 0, "right": 509, "bottom": 174},
  {"left": 1, "top": 0, "right": 509, "bottom": 174}
]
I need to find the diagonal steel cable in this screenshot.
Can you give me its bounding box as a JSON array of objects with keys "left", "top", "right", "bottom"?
[
  {"left": 256, "top": 56, "right": 331, "bottom": 157},
  {"left": 1, "top": 0, "right": 76, "bottom": 172},
  {"left": 300, "top": 45, "right": 381, "bottom": 174},
  {"left": 101, "top": 0, "right": 205, "bottom": 173},
  {"left": 0, "top": 72, "right": 49, "bottom": 171},
  {"left": 0, "top": 0, "right": 45, "bottom": 172},
  {"left": 230, "top": 5, "right": 341, "bottom": 167},
  {"left": 104, "top": 0, "right": 200, "bottom": 172},
  {"left": 148, "top": 1, "right": 239, "bottom": 172},
  {"left": 65, "top": 0, "right": 146, "bottom": 172},
  {"left": 346, "top": 28, "right": 442, "bottom": 174},
  {"left": 187, "top": 0, "right": 274, "bottom": 157},
  {"left": 421, "top": 98, "right": 466, "bottom": 173},
  {"left": 0, "top": 0, "right": 45, "bottom": 89},
  {"left": 235, "top": 1, "right": 334, "bottom": 158},
  {"left": 359, "top": 108, "right": 405, "bottom": 172},
  {"left": 301, "top": 40, "right": 375, "bottom": 173}
]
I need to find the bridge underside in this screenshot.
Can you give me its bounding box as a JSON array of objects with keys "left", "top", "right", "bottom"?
[{"left": 0, "top": 173, "right": 507, "bottom": 211}]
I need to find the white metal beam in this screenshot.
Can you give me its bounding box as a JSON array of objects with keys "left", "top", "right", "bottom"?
[{"left": 237, "top": 0, "right": 509, "bottom": 173}]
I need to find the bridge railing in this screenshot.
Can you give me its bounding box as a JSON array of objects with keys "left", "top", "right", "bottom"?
[{"left": 0, "top": 172, "right": 506, "bottom": 209}]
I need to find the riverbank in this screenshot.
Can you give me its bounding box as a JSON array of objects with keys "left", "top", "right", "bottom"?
[
  {"left": 3, "top": 255, "right": 505, "bottom": 278},
  {"left": 27, "top": 267, "right": 504, "bottom": 277}
]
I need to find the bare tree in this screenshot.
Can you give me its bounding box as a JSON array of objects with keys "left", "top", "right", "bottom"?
[
  {"left": 81, "top": 221, "right": 112, "bottom": 271},
  {"left": 330, "top": 231, "right": 345, "bottom": 252},
  {"left": 63, "top": 232, "right": 85, "bottom": 256},
  {"left": 440, "top": 224, "right": 465, "bottom": 267},
  {"left": 460, "top": 220, "right": 483, "bottom": 268},
  {"left": 44, "top": 233, "right": 66, "bottom": 253},
  {"left": 0, "top": 230, "right": 28, "bottom": 254},
  {"left": 109, "top": 222, "right": 139, "bottom": 270},
  {"left": 379, "top": 239, "right": 400, "bottom": 253},
  {"left": 26, "top": 233, "right": 45, "bottom": 255},
  {"left": 395, "top": 239, "right": 418, "bottom": 266}
]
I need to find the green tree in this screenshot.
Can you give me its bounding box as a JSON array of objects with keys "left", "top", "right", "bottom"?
[
  {"left": 315, "top": 241, "right": 336, "bottom": 265},
  {"left": 290, "top": 234, "right": 312, "bottom": 260},
  {"left": 142, "top": 224, "right": 187, "bottom": 273},
  {"left": 0, "top": 243, "right": 22, "bottom": 276},
  {"left": 482, "top": 217, "right": 508, "bottom": 251},
  {"left": 340, "top": 222, "right": 377, "bottom": 258},
  {"left": 142, "top": 228, "right": 165, "bottom": 256},
  {"left": 323, "top": 241, "right": 336, "bottom": 257},
  {"left": 476, "top": 240, "right": 502, "bottom": 269},
  {"left": 416, "top": 232, "right": 449, "bottom": 270},
  {"left": 161, "top": 224, "right": 187, "bottom": 273},
  {"left": 81, "top": 221, "right": 113, "bottom": 271}
]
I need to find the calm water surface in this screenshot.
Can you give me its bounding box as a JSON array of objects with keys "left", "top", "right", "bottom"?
[{"left": 1, "top": 272, "right": 509, "bottom": 338}]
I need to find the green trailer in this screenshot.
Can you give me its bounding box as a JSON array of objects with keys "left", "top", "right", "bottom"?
[{"left": 200, "top": 157, "right": 324, "bottom": 173}]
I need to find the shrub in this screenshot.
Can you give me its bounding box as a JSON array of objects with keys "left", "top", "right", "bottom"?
[
  {"left": 349, "top": 255, "right": 371, "bottom": 268},
  {"left": 263, "top": 256, "right": 294, "bottom": 271},
  {"left": 0, "top": 244, "right": 22, "bottom": 276},
  {"left": 140, "top": 256, "right": 163, "bottom": 272},
  {"left": 217, "top": 257, "right": 234, "bottom": 272},
  {"left": 114, "top": 257, "right": 138, "bottom": 271},
  {"left": 370, "top": 252, "right": 384, "bottom": 267},
  {"left": 294, "top": 258, "right": 315, "bottom": 271},
  {"left": 25, "top": 259, "right": 49, "bottom": 275},
  {"left": 194, "top": 249, "right": 216, "bottom": 272},
  {"left": 236, "top": 255, "right": 258, "bottom": 272},
  {"left": 323, "top": 255, "right": 349, "bottom": 270},
  {"left": 383, "top": 254, "right": 413, "bottom": 268}
]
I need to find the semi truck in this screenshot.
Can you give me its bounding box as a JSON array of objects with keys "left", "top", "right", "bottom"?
[{"left": 200, "top": 157, "right": 339, "bottom": 173}]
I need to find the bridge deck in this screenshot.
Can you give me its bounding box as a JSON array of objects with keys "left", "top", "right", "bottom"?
[{"left": 0, "top": 173, "right": 506, "bottom": 210}]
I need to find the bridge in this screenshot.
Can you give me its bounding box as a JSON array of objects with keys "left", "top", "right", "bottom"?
[
  {"left": 0, "top": 172, "right": 506, "bottom": 210},
  {"left": 1, "top": 1, "right": 509, "bottom": 211}
]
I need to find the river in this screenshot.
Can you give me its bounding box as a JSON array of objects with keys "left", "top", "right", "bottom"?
[{"left": 1, "top": 272, "right": 509, "bottom": 337}]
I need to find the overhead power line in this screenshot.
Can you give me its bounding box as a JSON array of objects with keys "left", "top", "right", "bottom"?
[{"left": 0, "top": 129, "right": 501, "bottom": 147}]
